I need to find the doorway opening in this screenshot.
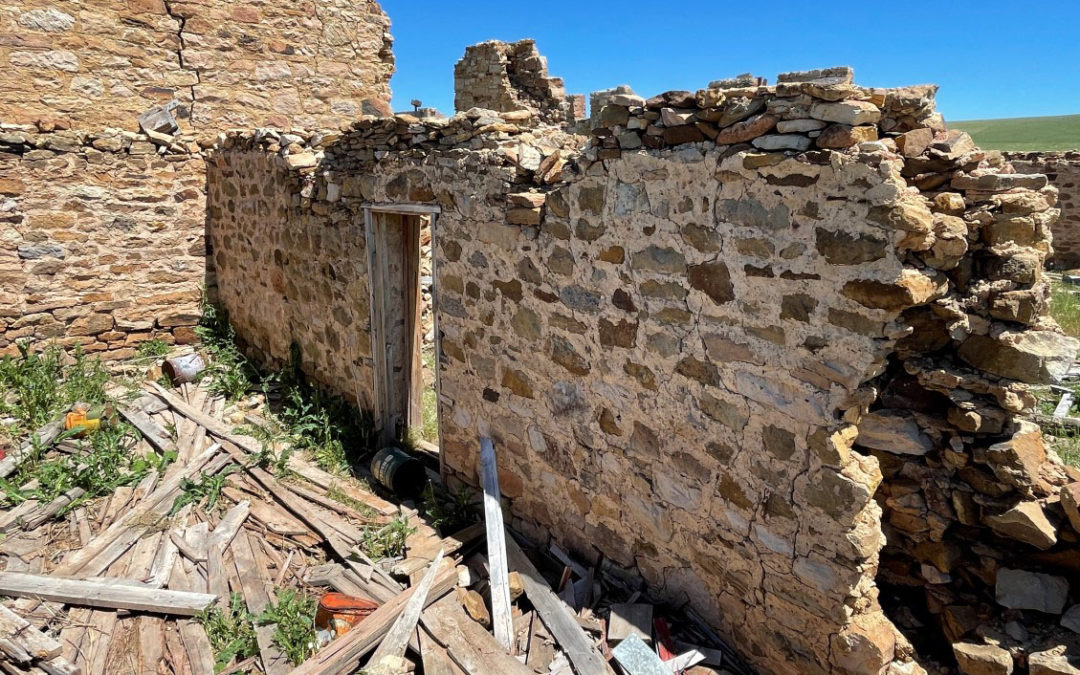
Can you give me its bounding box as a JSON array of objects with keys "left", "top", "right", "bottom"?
[{"left": 363, "top": 204, "right": 443, "bottom": 472}]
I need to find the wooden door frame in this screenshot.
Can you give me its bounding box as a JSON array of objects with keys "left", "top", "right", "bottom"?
[{"left": 362, "top": 204, "right": 442, "bottom": 461}]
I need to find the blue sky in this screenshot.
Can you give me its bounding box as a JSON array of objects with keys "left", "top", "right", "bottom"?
[{"left": 384, "top": 0, "right": 1080, "bottom": 122}]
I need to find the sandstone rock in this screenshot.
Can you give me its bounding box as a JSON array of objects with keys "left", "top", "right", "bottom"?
[
  {"left": 841, "top": 270, "right": 945, "bottom": 310},
  {"left": 897, "top": 128, "right": 935, "bottom": 158},
  {"left": 461, "top": 589, "right": 491, "bottom": 627},
  {"left": 9, "top": 50, "right": 79, "bottom": 72},
  {"left": 713, "top": 113, "right": 778, "bottom": 144},
  {"left": 952, "top": 642, "right": 1014, "bottom": 675},
  {"left": 1030, "top": 646, "right": 1080, "bottom": 675},
  {"left": 952, "top": 173, "right": 1048, "bottom": 192},
  {"left": 987, "top": 422, "right": 1049, "bottom": 497},
  {"left": 995, "top": 568, "right": 1069, "bottom": 613},
  {"left": 816, "top": 124, "right": 878, "bottom": 149},
  {"left": 958, "top": 330, "right": 1079, "bottom": 384},
  {"left": 856, "top": 410, "right": 933, "bottom": 455},
  {"left": 776, "top": 119, "right": 826, "bottom": 133},
  {"left": 831, "top": 612, "right": 896, "bottom": 675},
  {"left": 752, "top": 134, "right": 811, "bottom": 151},
  {"left": 18, "top": 8, "right": 76, "bottom": 32},
  {"left": 1062, "top": 484, "right": 1080, "bottom": 534},
  {"left": 815, "top": 228, "right": 887, "bottom": 265},
  {"left": 810, "top": 100, "right": 882, "bottom": 126},
  {"left": 285, "top": 152, "right": 318, "bottom": 169},
  {"left": 984, "top": 501, "right": 1057, "bottom": 549}
]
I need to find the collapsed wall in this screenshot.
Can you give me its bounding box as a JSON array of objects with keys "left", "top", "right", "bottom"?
[
  {"left": 207, "top": 60, "right": 1080, "bottom": 673},
  {"left": 0, "top": 0, "right": 394, "bottom": 133},
  {"left": 1006, "top": 151, "right": 1080, "bottom": 268}
]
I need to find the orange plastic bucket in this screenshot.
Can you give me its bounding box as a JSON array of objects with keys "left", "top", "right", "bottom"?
[{"left": 314, "top": 593, "right": 379, "bottom": 638}]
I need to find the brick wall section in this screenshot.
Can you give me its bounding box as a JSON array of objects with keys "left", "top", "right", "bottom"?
[
  {"left": 0, "top": 127, "right": 206, "bottom": 358},
  {"left": 207, "top": 68, "right": 1080, "bottom": 674},
  {"left": 0, "top": 0, "right": 394, "bottom": 134},
  {"left": 1005, "top": 151, "right": 1080, "bottom": 268}
]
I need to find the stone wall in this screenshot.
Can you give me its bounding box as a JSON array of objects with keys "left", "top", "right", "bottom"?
[
  {"left": 207, "top": 64, "right": 1080, "bottom": 674},
  {"left": 1006, "top": 151, "right": 1080, "bottom": 268},
  {"left": 0, "top": 125, "right": 207, "bottom": 357},
  {"left": 0, "top": 0, "right": 394, "bottom": 134},
  {"left": 454, "top": 39, "right": 579, "bottom": 126}
]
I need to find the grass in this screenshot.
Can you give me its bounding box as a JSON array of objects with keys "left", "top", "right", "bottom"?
[
  {"left": 950, "top": 114, "right": 1080, "bottom": 152},
  {"left": 419, "top": 346, "right": 439, "bottom": 444},
  {"left": 1051, "top": 283, "right": 1080, "bottom": 338},
  {"left": 199, "top": 592, "right": 259, "bottom": 673},
  {"left": 257, "top": 590, "right": 317, "bottom": 666},
  {"left": 1041, "top": 279, "right": 1080, "bottom": 469},
  {"left": 360, "top": 514, "right": 415, "bottom": 559},
  {"left": 196, "top": 301, "right": 256, "bottom": 401}
]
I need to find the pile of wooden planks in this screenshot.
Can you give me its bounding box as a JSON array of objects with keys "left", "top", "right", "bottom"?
[{"left": 1, "top": 377, "right": 751, "bottom": 675}]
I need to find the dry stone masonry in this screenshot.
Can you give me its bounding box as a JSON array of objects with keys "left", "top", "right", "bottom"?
[
  {"left": 0, "top": 0, "right": 394, "bottom": 134},
  {"left": 205, "top": 53, "right": 1080, "bottom": 674},
  {"left": 6, "top": 8, "right": 1080, "bottom": 673},
  {"left": 1007, "top": 152, "right": 1080, "bottom": 268},
  {"left": 0, "top": 124, "right": 207, "bottom": 357}
]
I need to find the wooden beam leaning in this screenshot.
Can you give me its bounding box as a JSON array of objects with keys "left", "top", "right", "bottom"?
[
  {"left": 505, "top": 536, "right": 615, "bottom": 675},
  {"left": 479, "top": 437, "right": 515, "bottom": 651}
]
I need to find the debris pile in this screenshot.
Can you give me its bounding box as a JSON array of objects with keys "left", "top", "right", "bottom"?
[{"left": 1, "top": 371, "right": 748, "bottom": 674}]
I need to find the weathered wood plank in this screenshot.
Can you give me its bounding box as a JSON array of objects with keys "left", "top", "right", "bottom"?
[
  {"left": 479, "top": 437, "right": 514, "bottom": 652},
  {"left": 0, "top": 572, "right": 216, "bottom": 615},
  {"left": 368, "top": 550, "right": 445, "bottom": 670},
  {"left": 420, "top": 596, "right": 533, "bottom": 675},
  {"left": 290, "top": 563, "right": 457, "bottom": 675},
  {"left": 505, "top": 536, "right": 615, "bottom": 675}
]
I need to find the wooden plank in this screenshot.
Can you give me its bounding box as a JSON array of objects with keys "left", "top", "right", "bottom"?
[
  {"left": 608, "top": 603, "right": 652, "bottom": 643},
  {"left": 231, "top": 532, "right": 289, "bottom": 675},
  {"left": 53, "top": 444, "right": 224, "bottom": 577},
  {"left": 420, "top": 596, "right": 532, "bottom": 675},
  {"left": 418, "top": 627, "right": 466, "bottom": 675},
  {"left": 0, "top": 417, "right": 66, "bottom": 479},
  {"left": 119, "top": 407, "right": 177, "bottom": 455},
  {"left": 0, "top": 572, "right": 216, "bottom": 615},
  {"left": 0, "top": 603, "right": 61, "bottom": 660},
  {"left": 169, "top": 559, "right": 215, "bottom": 675},
  {"left": 290, "top": 562, "right": 457, "bottom": 675},
  {"left": 206, "top": 501, "right": 250, "bottom": 599},
  {"left": 403, "top": 213, "right": 424, "bottom": 429},
  {"left": 478, "top": 437, "right": 514, "bottom": 651},
  {"left": 505, "top": 536, "right": 615, "bottom": 675},
  {"left": 392, "top": 523, "right": 484, "bottom": 577},
  {"left": 362, "top": 203, "right": 442, "bottom": 215},
  {"left": 369, "top": 550, "right": 445, "bottom": 670}
]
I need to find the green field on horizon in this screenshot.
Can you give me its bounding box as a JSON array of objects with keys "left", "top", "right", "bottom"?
[{"left": 950, "top": 114, "right": 1080, "bottom": 152}]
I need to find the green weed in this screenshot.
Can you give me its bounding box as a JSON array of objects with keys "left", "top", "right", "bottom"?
[
  {"left": 361, "top": 515, "right": 415, "bottom": 559},
  {"left": 199, "top": 592, "right": 259, "bottom": 673},
  {"left": 171, "top": 465, "right": 238, "bottom": 515},
  {"left": 325, "top": 485, "right": 378, "bottom": 519},
  {"left": 420, "top": 482, "right": 478, "bottom": 535},
  {"left": 0, "top": 343, "right": 109, "bottom": 439},
  {"left": 257, "top": 590, "right": 317, "bottom": 666},
  {"left": 196, "top": 302, "right": 255, "bottom": 401},
  {"left": 7, "top": 422, "right": 158, "bottom": 514},
  {"left": 135, "top": 338, "right": 172, "bottom": 359}
]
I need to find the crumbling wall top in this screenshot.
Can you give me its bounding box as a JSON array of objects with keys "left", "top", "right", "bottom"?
[{"left": 454, "top": 39, "right": 580, "bottom": 127}]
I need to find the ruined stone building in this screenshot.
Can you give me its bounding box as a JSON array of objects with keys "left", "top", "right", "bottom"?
[{"left": 5, "top": 2, "right": 1080, "bottom": 674}]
